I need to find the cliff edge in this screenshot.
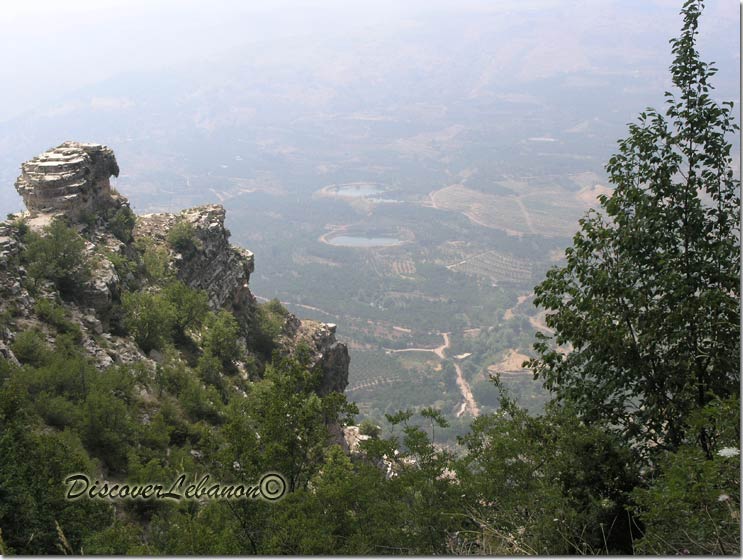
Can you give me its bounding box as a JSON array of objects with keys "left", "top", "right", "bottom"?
[{"left": 0, "top": 141, "right": 348, "bottom": 395}]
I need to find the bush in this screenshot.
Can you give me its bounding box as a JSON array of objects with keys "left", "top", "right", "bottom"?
[
  {"left": 162, "top": 281, "right": 209, "bottom": 337},
  {"left": 10, "top": 330, "right": 51, "bottom": 367},
  {"left": 24, "top": 219, "right": 90, "bottom": 296},
  {"left": 105, "top": 250, "right": 138, "bottom": 286},
  {"left": 196, "top": 351, "right": 227, "bottom": 399},
  {"left": 358, "top": 419, "right": 381, "bottom": 438},
  {"left": 108, "top": 206, "right": 136, "bottom": 243},
  {"left": 166, "top": 220, "right": 200, "bottom": 256},
  {"left": 81, "top": 390, "right": 133, "bottom": 471},
  {"left": 122, "top": 291, "right": 176, "bottom": 353},
  {"left": 202, "top": 310, "right": 241, "bottom": 369},
  {"left": 34, "top": 299, "right": 81, "bottom": 340},
  {"left": 251, "top": 299, "right": 289, "bottom": 357},
  {"left": 633, "top": 398, "right": 741, "bottom": 555},
  {"left": 140, "top": 241, "right": 172, "bottom": 284}
]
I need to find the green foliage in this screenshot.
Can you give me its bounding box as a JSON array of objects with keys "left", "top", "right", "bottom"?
[
  {"left": 0, "top": 391, "right": 112, "bottom": 554},
  {"left": 138, "top": 239, "right": 172, "bottom": 283},
  {"left": 358, "top": 418, "right": 381, "bottom": 438},
  {"left": 10, "top": 330, "right": 51, "bottom": 367},
  {"left": 81, "top": 388, "right": 134, "bottom": 471},
  {"left": 34, "top": 298, "right": 82, "bottom": 340},
  {"left": 162, "top": 281, "right": 209, "bottom": 337},
  {"left": 0, "top": 5, "right": 736, "bottom": 554},
  {"left": 249, "top": 299, "right": 289, "bottom": 357},
  {"left": 202, "top": 310, "right": 241, "bottom": 368},
  {"left": 259, "top": 446, "right": 410, "bottom": 554},
  {"left": 122, "top": 291, "right": 176, "bottom": 353},
  {"left": 222, "top": 354, "right": 357, "bottom": 490},
  {"left": 166, "top": 220, "right": 200, "bottom": 256},
  {"left": 455, "top": 390, "right": 639, "bottom": 555},
  {"left": 108, "top": 205, "right": 136, "bottom": 243},
  {"left": 104, "top": 249, "right": 138, "bottom": 287},
  {"left": 78, "top": 208, "right": 99, "bottom": 229},
  {"left": 632, "top": 397, "right": 740, "bottom": 555},
  {"left": 196, "top": 351, "right": 228, "bottom": 400},
  {"left": 528, "top": 0, "right": 740, "bottom": 456},
  {"left": 82, "top": 523, "right": 144, "bottom": 555},
  {"left": 8, "top": 215, "right": 29, "bottom": 238},
  {"left": 23, "top": 218, "right": 91, "bottom": 296}
]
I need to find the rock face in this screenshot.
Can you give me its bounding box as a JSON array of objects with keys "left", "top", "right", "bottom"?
[
  {"left": 135, "top": 205, "right": 255, "bottom": 311},
  {"left": 135, "top": 205, "right": 348, "bottom": 395},
  {"left": 14, "top": 141, "right": 122, "bottom": 219},
  {"left": 282, "top": 315, "right": 350, "bottom": 396}
]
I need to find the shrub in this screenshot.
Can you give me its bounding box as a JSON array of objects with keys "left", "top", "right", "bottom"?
[
  {"left": 166, "top": 220, "right": 200, "bottom": 256},
  {"left": 202, "top": 310, "right": 241, "bottom": 369},
  {"left": 197, "top": 351, "right": 225, "bottom": 391},
  {"left": 34, "top": 299, "right": 81, "bottom": 340},
  {"left": 10, "top": 330, "right": 51, "bottom": 367},
  {"left": 108, "top": 206, "right": 136, "bottom": 243},
  {"left": 162, "top": 281, "right": 209, "bottom": 337},
  {"left": 81, "top": 390, "right": 133, "bottom": 471},
  {"left": 140, "top": 242, "right": 172, "bottom": 284},
  {"left": 251, "top": 299, "right": 289, "bottom": 357},
  {"left": 105, "top": 250, "right": 137, "bottom": 286},
  {"left": 122, "top": 291, "right": 176, "bottom": 353},
  {"left": 24, "top": 219, "right": 90, "bottom": 296},
  {"left": 358, "top": 419, "right": 381, "bottom": 438}
]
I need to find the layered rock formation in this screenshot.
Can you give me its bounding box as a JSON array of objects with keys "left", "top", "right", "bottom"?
[
  {"left": 14, "top": 141, "right": 123, "bottom": 220},
  {"left": 135, "top": 205, "right": 255, "bottom": 311},
  {"left": 1, "top": 142, "right": 349, "bottom": 395}
]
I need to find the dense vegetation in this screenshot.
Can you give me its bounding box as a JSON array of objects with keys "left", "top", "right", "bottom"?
[{"left": 0, "top": 1, "right": 739, "bottom": 555}]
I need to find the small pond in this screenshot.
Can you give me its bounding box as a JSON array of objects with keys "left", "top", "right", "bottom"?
[{"left": 333, "top": 184, "right": 384, "bottom": 197}]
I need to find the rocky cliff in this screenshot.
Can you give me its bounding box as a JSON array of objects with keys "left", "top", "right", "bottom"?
[{"left": 0, "top": 141, "right": 348, "bottom": 395}]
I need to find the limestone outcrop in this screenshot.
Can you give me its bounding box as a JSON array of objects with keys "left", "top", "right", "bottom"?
[
  {"left": 2, "top": 141, "right": 350, "bottom": 397},
  {"left": 282, "top": 316, "right": 350, "bottom": 396},
  {"left": 135, "top": 205, "right": 255, "bottom": 311},
  {"left": 14, "top": 141, "right": 122, "bottom": 220}
]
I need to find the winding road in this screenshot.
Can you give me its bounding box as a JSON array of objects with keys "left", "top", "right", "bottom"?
[{"left": 387, "top": 332, "right": 480, "bottom": 418}]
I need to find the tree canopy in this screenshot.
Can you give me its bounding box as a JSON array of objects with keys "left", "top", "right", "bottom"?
[{"left": 528, "top": 0, "right": 740, "bottom": 457}]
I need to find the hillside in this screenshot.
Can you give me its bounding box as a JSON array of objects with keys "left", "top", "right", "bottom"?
[
  {"left": 0, "top": 1, "right": 739, "bottom": 553},
  {"left": 0, "top": 142, "right": 360, "bottom": 554},
  {"left": 1, "top": 141, "right": 348, "bottom": 390}
]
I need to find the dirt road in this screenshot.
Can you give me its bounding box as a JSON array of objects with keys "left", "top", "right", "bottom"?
[
  {"left": 388, "top": 332, "right": 479, "bottom": 418},
  {"left": 454, "top": 362, "right": 480, "bottom": 418}
]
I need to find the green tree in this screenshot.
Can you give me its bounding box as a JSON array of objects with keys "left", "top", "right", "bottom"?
[
  {"left": 455, "top": 387, "right": 639, "bottom": 555},
  {"left": 202, "top": 310, "right": 241, "bottom": 369},
  {"left": 528, "top": 0, "right": 739, "bottom": 456},
  {"left": 10, "top": 330, "right": 51, "bottom": 367},
  {"left": 0, "top": 381, "right": 112, "bottom": 554},
  {"left": 166, "top": 220, "right": 200, "bottom": 256},
  {"left": 122, "top": 291, "right": 176, "bottom": 353},
  {"left": 163, "top": 281, "right": 210, "bottom": 338},
  {"left": 632, "top": 397, "right": 740, "bottom": 555},
  {"left": 107, "top": 205, "right": 136, "bottom": 243},
  {"left": 137, "top": 238, "right": 172, "bottom": 283},
  {"left": 217, "top": 353, "right": 358, "bottom": 552},
  {"left": 23, "top": 218, "right": 90, "bottom": 296}
]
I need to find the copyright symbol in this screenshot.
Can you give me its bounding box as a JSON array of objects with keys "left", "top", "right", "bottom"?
[{"left": 259, "top": 473, "right": 287, "bottom": 501}]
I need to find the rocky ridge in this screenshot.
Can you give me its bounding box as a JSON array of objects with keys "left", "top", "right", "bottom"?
[{"left": 0, "top": 141, "right": 348, "bottom": 395}]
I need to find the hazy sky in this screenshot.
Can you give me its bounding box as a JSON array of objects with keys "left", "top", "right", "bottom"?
[{"left": 1, "top": 0, "right": 738, "bottom": 122}]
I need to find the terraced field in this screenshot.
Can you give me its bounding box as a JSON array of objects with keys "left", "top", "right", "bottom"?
[
  {"left": 429, "top": 183, "right": 591, "bottom": 238},
  {"left": 446, "top": 250, "right": 533, "bottom": 284}
]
